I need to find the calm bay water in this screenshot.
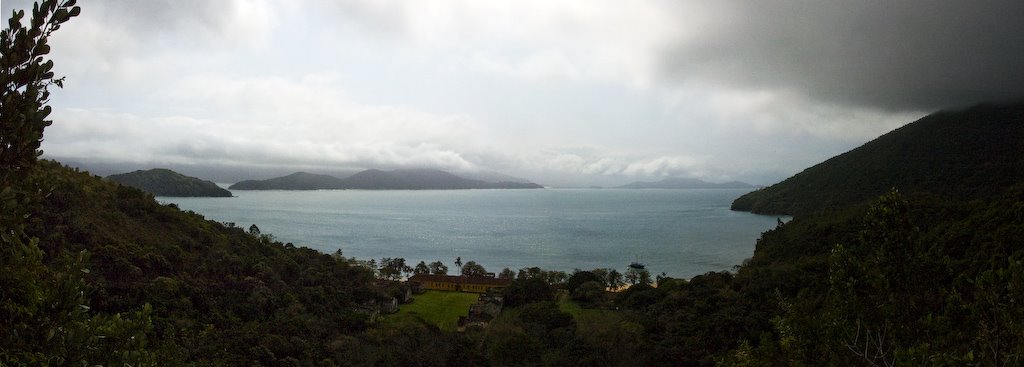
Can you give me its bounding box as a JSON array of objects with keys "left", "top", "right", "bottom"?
[{"left": 159, "top": 188, "right": 779, "bottom": 278}]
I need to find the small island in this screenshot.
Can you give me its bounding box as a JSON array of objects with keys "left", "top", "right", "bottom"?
[
  {"left": 229, "top": 168, "right": 544, "bottom": 190},
  {"left": 107, "top": 168, "right": 232, "bottom": 197}
]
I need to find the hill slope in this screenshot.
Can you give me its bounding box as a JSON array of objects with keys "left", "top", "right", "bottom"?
[
  {"left": 25, "top": 161, "right": 382, "bottom": 365},
  {"left": 732, "top": 102, "right": 1024, "bottom": 216},
  {"left": 231, "top": 168, "right": 543, "bottom": 190},
  {"left": 107, "top": 168, "right": 232, "bottom": 197}
]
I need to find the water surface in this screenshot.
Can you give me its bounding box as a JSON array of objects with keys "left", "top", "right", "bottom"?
[{"left": 161, "top": 188, "right": 779, "bottom": 278}]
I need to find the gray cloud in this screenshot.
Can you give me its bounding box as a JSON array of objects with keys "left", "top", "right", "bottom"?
[
  {"left": 16, "top": 0, "right": 1011, "bottom": 187},
  {"left": 662, "top": 1, "right": 1024, "bottom": 111}
]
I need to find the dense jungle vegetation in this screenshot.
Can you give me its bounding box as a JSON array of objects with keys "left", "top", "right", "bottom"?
[{"left": 3, "top": 2, "right": 1022, "bottom": 366}]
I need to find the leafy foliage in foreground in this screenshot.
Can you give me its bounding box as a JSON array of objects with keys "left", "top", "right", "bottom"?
[
  {"left": 0, "top": 1, "right": 148, "bottom": 365},
  {"left": 715, "top": 188, "right": 1024, "bottom": 365}
]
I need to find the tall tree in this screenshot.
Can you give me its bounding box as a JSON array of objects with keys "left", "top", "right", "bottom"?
[
  {"left": 498, "top": 267, "right": 515, "bottom": 279},
  {"left": 606, "top": 269, "right": 624, "bottom": 290},
  {"left": 1, "top": 1, "right": 76, "bottom": 178},
  {"left": 545, "top": 270, "right": 568, "bottom": 285},
  {"left": 590, "top": 268, "right": 610, "bottom": 288},
  {"left": 565, "top": 270, "right": 602, "bottom": 293},
  {"left": 517, "top": 267, "right": 545, "bottom": 280},
  {"left": 625, "top": 267, "right": 650, "bottom": 286},
  {"left": 460, "top": 261, "right": 487, "bottom": 276},
  {"left": 1, "top": 2, "right": 154, "bottom": 365},
  {"left": 413, "top": 261, "right": 430, "bottom": 275},
  {"left": 378, "top": 257, "right": 411, "bottom": 281},
  {"left": 428, "top": 261, "right": 448, "bottom": 275}
]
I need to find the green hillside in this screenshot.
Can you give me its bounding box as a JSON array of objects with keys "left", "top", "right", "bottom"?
[
  {"left": 732, "top": 102, "right": 1024, "bottom": 216},
  {"left": 23, "top": 161, "right": 383, "bottom": 364},
  {"left": 700, "top": 102, "right": 1024, "bottom": 365},
  {"left": 107, "top": 168, "right": 232, "bottom": 197}
]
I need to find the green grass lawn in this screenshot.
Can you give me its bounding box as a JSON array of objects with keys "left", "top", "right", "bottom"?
[
  {"left": 389, "top": 290, "right": 479, "bottom": 330},
  {"left": 557, "top": 292, "right": 586, "bottom": 317},
  {"left": 557, "top": 292, "right": 620, "bottom": 321}
]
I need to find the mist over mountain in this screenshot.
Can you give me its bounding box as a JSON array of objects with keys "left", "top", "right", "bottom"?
[
  {"left": 50, "top": 158, "right": 363, "bottom": 184},
  {"left": 452, "top": 170, "right": 532, "bottom": 184},
  {"left": 228, "top": 172, "right": 347, "bottom": 190},
  {"left": 229, "top": 169, "right": 543, "bottom": 190},
  {"left": 617, "top": 177, "right": 755, "bottom": 189}
]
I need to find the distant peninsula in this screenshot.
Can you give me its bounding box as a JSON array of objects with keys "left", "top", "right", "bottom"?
[
  {"left": 616, "top": 177, "right": 755, "bottom": 189},
  {"left": 107, "top": 169, "right": 232, "bottom": 197},
  {"left": 229, "top": 169, "right": 544, "bottom": 190}
]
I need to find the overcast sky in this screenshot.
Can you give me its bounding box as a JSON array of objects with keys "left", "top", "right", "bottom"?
[{"left": 4, "top": 1, "right": 1023, "bottom": 186}]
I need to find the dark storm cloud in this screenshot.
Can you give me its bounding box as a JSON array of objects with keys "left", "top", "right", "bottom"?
[{"left": 662, "top": 1, "right": 1024, "bottom": 111}]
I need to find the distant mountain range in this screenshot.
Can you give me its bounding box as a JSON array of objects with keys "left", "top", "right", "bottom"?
[
  {"left": 229, "top": 169, "right": 544, "bottom": 190},
  {"left": 107, "top": 169, "right": 232, "bottom": 197},
  {"left": 616, "top": 177, "right": 755, "bottom": 189}
]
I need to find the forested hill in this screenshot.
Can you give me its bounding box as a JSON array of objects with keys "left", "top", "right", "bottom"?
[
  {"left": 23, "top": 161, "right": 382, "bottom": 364},
  {"left": 107, "top": 168, "right": 232, "bottom": 197},
  {"left": 702, "top": 101, "right": 1024, "bottom": 365},
  {"left": 731, "top": 101, "right": 1024, "bottom": 216},
  {"left": 230, "top": 168, "right": 544, "bottom": 190}
]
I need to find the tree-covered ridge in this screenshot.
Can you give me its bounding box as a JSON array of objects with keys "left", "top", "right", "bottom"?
[
  {"left": 732, "top": 101, "right": 1024, "bottom": 217},
  {"left": 107, "top": 168, "right": 232, "bottom": 197},
  {"left": 229, "top": 168, "right": 544, "bottom": 190},
  {"left": 26, "top": 160, "right": 384, "bottom": 364},
  {"left": 714, "top": 187, "right": 1024, "bottom": 365}
]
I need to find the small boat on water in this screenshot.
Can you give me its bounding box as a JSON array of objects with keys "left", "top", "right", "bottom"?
[{"left": 629, "top": 256, "right": 646, "bottom": 270}]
